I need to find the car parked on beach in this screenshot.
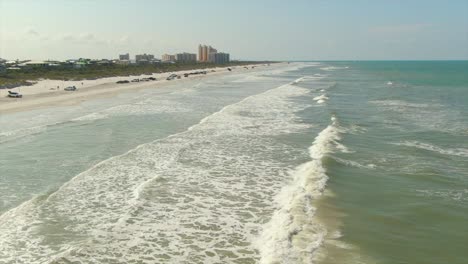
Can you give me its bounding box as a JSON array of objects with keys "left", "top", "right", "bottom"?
[
  {"left": 7, "top": 90, "right": 22, "bottom": 98},
  {"left": 64, "top": 86, "right": 77, "bottom": 91},
  {"left": 166, "top": 74, "right": 178, "bottom": 81}
]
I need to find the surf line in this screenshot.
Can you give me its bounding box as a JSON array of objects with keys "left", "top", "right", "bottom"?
[
  {"left": 0, "top": 77, "right": 304, "bottom": 222},
  {"left": 258, "top": 115, "right": 344, "bottom": 264}
]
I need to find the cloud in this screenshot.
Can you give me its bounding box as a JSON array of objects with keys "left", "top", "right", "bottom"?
[
  {"left": 21, "top": 28, "right": 41, "bottom": 40},
  {"left": 370, "top": 23, "right": 430, "bottom": 34},
  {"left": 61, "top": 33, "right": 97, "bottom": 43},
  {"left": 26, "top": 28, "right": 40, "bottom": 36},
  {"left": 118, "top": 35, "right": 130, "bottom": 44},
  {"left": 58, "top": 32, "right": 116, "bottom": 47},
  {"left": 79, "top": 33, "right": 95, "bottom": 41},
  {"left": 61, "top": 34, "right": 76, "bottom": 41}
]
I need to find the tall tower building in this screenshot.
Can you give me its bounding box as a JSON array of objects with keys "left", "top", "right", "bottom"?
[
  {"left": 198, "top": 45, "right": 203, "bottom": 61},
  {"left": 198, "top": 44, "right": 221, "bottom": 62},
  {"left": 202, "top": 45, "right": 208, "bottom": 61},
  {"left": 207, "top": 46, "right": 218, "bottom": 63},
  {"left": 199, "top": 44, "right": 208, "bottom": 62}
]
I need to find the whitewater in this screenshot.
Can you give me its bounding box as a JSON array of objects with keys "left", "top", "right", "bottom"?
[
  {"left": 3, "top": 61, "right": 465, "bottom": 264},
  {"left": 0, "top": 63, "right": 346, "bottom": 263}
]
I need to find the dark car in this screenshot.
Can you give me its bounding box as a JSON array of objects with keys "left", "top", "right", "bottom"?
[
  {"left": 64, "top": 86, "right": 77, "bottom": 91},
  {"left": 116, "top": 80, "right": 130, "bottom": 84}
]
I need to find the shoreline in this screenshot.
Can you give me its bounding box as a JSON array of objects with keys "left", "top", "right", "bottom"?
[{"left": 0, "top": 64, "right": 271, "bottom": 114}]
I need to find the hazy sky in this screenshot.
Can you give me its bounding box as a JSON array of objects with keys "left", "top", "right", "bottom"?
[{"left": 1, "top": 0, "right": 467, "bottom": 60}]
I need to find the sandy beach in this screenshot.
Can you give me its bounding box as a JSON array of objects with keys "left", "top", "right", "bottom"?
[{"left": 0, "top": 64, "right": 264, "bottom": 114}]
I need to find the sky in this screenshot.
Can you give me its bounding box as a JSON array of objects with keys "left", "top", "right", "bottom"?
[{"left": 0, "top": 0, "right": 467, "bottom": 61}]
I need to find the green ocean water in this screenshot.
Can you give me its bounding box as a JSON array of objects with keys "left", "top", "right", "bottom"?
[
  {"left": 314, "top": 61, "right": 468, "bottom": 264},
  {"left": 0, "top": 61, "right": 467, "bottom": 263}
]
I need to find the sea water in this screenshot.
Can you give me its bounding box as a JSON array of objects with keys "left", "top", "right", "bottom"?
[{"left": 0, "top": 61, "right": 467, "bottom": 263}]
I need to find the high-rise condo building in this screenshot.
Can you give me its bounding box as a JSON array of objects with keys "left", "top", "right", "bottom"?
[
  {"left": 176, "top": 53, "right": 196, "bottom": 63},
  {"left": 198, "top": 44, "right": 230, "bottom": 63}
]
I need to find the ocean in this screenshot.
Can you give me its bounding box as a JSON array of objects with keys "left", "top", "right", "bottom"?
[{"left": 0, "top": 61, "right": 467, "bottom": 263}]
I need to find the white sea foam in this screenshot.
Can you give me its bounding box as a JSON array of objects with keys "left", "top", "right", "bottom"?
[
  {"left": 0, "top": 97, "right": 191, "bottom": 143},
  {"left": 392, "top": 141, "right": 468, "bottom": 158},
  {"left": 292, "top": 75, "right": 325, "bottom": 84},
  {"left": 257, "top": 116, "right": 347, "bottom": 264},
  {"left": 370, "top": 100, "right": 430, "bottom": 108},
  {"left": 313, "top": 94, "right": 329, "bottom": 105},
  {"left": 370, "top": 99, "right": 468, "bottom": 135},
  {"left": 415, "top": 189, "right": 468, "bottom": 202},
  {"left": 332, "top": 156, "right": 376, "bottom": 169},
  {"left": 320, "top": 66, "right": 349, "bottom": 71},
  {"left": 0, "top": 79, "right": 316, "bottom": 263},
  {"left": 0, "top": 124, "right": 49, "bottom": 143},
  {"left": 313, "top": 94, "right": 329, "bottom": 101}
]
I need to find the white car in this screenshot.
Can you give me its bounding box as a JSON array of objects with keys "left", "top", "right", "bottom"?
[{"left": 7, "top": 91, "right": 22, "bottom": 98}]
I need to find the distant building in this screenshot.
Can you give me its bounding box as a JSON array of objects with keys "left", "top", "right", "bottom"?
[
  {"left": 119, "top": 53, "right": 130, "bottom": 60},
  {"left": 22, "top": 61, "right": 49, "bottom": 67},
  {"left": 135, "top": 53, "right": 155, "bottom": 64},
  {"left": 198, "top": 45, "right": 203, "bottom": 62},
  {"left": 65, "top": 58, "right": 91, "bottom": 68},
  {"left": 199, "top": 44, "right": 227, "bottom": 63},
  {"left": 161, "top": 54, "right": 176, "bottom": 62},
  {"left": 115, "top": 60, "right": 130, "bottom": 65},
  {"left": 97, "top": 59, "right": 112, "bottom": 65},
  {"left": 207, "top": 52, "right": 230, "bottom": 64},
  {"left": 198, "top": 44, "right": 217, "bottom": 62},
  {"left": 214, "top": 52, "right": 230, "bottom": 64},
  {"left": 176, "top": 53, "right": 196, "bottom": 63}
]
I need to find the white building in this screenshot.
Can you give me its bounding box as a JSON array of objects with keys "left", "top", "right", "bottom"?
[{"left": 161, "top": 54, "right": 176, "bottom": 62}]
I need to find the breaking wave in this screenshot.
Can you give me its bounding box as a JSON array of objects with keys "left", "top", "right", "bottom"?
[
  {"left": 257, "top": 115, "right": 346, "bottom": 264},
  {"left": 0, "top": 79, "right": 315, "bottom": 263},
  {"left": 392, "top": 141, "right": 468, "bottom": 158}
]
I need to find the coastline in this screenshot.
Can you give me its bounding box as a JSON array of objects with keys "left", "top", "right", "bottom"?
[{"left": 0, "top": 64, "right": 270, "bottom": 114}]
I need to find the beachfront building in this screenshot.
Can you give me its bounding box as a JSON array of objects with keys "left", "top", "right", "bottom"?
[
  {"left": 115, "top": 60, "right": 130, "bottom": 65},
  {"left": 135, "top": 53, "right": 155, "bottom": 64},
  {"left": 208, "top": 46, "right": 217, "bottom": 62},
  {"left": 72, "top": 58, "right": 91, "bottom": 68},
  {"left": 161, "top": 54, "right": 176, "bottom": 62},
  {"left": 176, "top": 53, "right": 196, "bottom": 63},
  {"left": 119, "top": 53, "right": 130, "bottom": 60},
  {"left": 214, "top": 52, "right": 230, "bottom": 64},
  {"left": 198, "top": 45, "right": 205, "bottom": 62},
  {"left": 207, "top": 52, "right": 230, "bottom": 64},
  {"left": 198, "top": 44, "right": 218, "bottom": 62},
  {"left": 198, "top": 44, "right": 229, "bottom": 63}
]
